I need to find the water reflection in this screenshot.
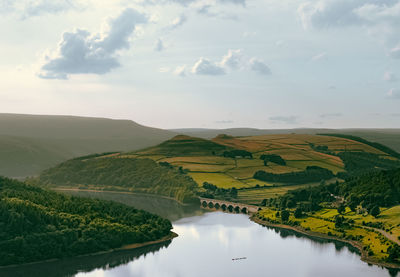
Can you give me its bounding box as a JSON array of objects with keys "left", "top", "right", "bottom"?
[
  {"left": 1, "top": 192, "right": 399, "bottom": 277},
  {"left": 0, "top": 240, "right": 172, "bottom": 277}
]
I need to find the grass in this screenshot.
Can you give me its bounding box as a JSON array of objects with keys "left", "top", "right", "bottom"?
[
  {"left": 189, "top": 172, "right": 249, "bottom": 189},
  {"left": 257, "top": 207, "right": 396, "bottom": 262}
]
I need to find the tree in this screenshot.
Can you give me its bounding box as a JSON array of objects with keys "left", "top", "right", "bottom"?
[
  {"left": 335, "top": 215, "right": 344, "bottom": 228},
  {"left": 294, "top": 207, "right": 303, "bottom": 218},
  {"left": 337, "top": 203, "right": 346, "bottom": 214},
  {"left": 370, "top": 206, "right": 380, "bottom": 218},
  {"left": 281, "top": 210, "right": 290, "bottom": 222}
]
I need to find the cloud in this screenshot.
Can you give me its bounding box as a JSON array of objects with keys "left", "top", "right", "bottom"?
[
  {"left": 191, "top": 58, "right": 226, "bottom": 75},
  {"left": 389, "top": 45, "right": 400, "bottom": 58},
  {"left": 39, "top": 8, "right": 147, "bottom": 79},
  {"left": 384, "top": 71, "right": 397, "bottom": 82},
  {"left": 328, "top": 84, "right": 336, "bottom": 89},
  {"left": 215, "top": 120, "right": 234, "bottom": 124},
  {"left": 168, "top": 14, "right": 187, "bottom": 30},
  {"left": 220, "top": 49, "right": 243, "bottom": 69},
  {"left": 320, "top": 113, "right": 342, "bottom": 118},
  {"left": 147, "top": 0, "right": 246, "bottom": 6},
  {"left": 249, "top": 58, "right": 271, "bottom": 75},
  {"left": 387, "top": 88, "right": 400, "bottom": 99},
  {"left": 173, "top": 65, "right": 186, "bottom": 77},
  {"left": 269, "top": 116, "right": 298, "bottom": 124},
  {"left": 311, "top": 52, "right": 327, "bottom": 61},
  {"left": 1, "top": 0, "right": 80, "bottom": 19},
  {"left": 154, "top": 38, "right": 165, "bottom": 52}
]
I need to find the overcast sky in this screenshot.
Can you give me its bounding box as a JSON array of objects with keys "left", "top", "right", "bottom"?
[{"left": 1, "top": 0, "right": 400, "bottom": 129}]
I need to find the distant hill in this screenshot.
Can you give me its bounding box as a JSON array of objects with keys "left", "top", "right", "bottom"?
[
  {"left": 171, "top": 128, "right": 400, "bottom": 152},
  {"left": 0, "top": 114, "right": 175, "bottom": 178}
]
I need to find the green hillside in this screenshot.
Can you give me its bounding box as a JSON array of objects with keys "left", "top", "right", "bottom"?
[
  {"left": 32, "top": 156, "right": 199, "bottom": 204},
  {"left": 0, "top": 176, "right": 173, "bottom": 266},
  {"left": 0, "top": 113, "right": 175, "bottom": 178}
]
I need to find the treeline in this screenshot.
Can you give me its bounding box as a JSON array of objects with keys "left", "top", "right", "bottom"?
[
  {"left": 0, "top": 177, "right": 172, "bottom": 266},
  {"left": 223, "top": 150, "right": 253, "bottom": 158},
  {"left": 267, "top": 168, "right": 400, "bottom": 213},
  {"left": 319, "top": 133, "right": 400, "bottom": 159},
  {"left": 198, "top": 182, "right": 237, "bottom": 200},
  {"left": 260, "top": 154, "right": 286, "bottom": 166},
  {"left": 33, "top": 157, "right": 198, "bottom": 203},
  {"left": 254, "top": 166, "right": 334, "bottom": 184},
  {"left": 336, "top": 152, "right": 400, "bottom": 179}
]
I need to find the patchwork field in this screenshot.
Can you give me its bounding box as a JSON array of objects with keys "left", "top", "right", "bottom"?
[{"left": 99, "top": 133, "right": 399, "bottom": 205}]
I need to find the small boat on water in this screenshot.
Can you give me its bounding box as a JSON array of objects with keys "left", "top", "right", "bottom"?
[{"left": 232, "top": 257, "right": 247, "bottom": 261}]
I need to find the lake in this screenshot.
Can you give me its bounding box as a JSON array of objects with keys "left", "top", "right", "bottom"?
[{"left": 1, "top": 192, "right": 398, "bottom": 277}]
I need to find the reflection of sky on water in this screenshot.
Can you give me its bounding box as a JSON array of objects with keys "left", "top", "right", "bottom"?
[{"left": 76, "top": 212, "right": 396, "bottom": 277}]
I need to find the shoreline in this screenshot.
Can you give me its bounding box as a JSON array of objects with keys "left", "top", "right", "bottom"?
[
  {"left": 52, "top": 187, "right": 189, "bottom": 205},
  {"left": 251, "top": 216, "right": 400, "bottom": 270},
  {"left": 0, "top": 232, "right": 178, "bottom": 269}
]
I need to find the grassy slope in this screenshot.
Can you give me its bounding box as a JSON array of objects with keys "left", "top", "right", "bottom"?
[
  {"left": 33, "top": 156, "right": 199, "bottom": 204},
  {"left": 0, "top": 176, "right": 173, "bottom": 266},
  {"left": 0, "top": 113, "right": 175, "bottom": 178},
  {"left": 125, "top": 133, "right": 399, "bottom": 203}
]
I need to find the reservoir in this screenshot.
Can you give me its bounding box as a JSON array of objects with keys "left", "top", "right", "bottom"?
[{"left": 1, "top": 192, "right": 398, "bottom": 277}]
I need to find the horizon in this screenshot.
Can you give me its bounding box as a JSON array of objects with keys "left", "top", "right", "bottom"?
[{"left": 2, "top": 112, "right": 400, "bottom": 131}]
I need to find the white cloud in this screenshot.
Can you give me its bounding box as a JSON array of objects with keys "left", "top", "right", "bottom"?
[
  {"left": 173, "top": 65, "right": 187, "bottom": 77},
  {"left": 1, "top": 0, "right": 80, "bottom": 19},
  {"left": 220, "top": 49, "right": 243, "bottom": 69},
  {"left": 249, "top": 58, "right": 271, "bottom": 75},
  {"left": 387, "top": 88, "right": 400, "bottom": 99},
  {"left": 191, "top": 58, "right": 226, "bottom": 75},
  {"left": 320, "top": 113, "right": 342, "bottom": 118},
  {"left": 38, "top": 8, "right": 147, "bottom": 79},
  {"left": 311, "top": 52, "right": 327, "bottom": 61},
  {"left": 269, "top": 116, "right": 298, "bottom": 124},
  {"left": 168, "top": 14, "right": 187, "bottom": 30},
  {"left": 154, "top": 38, "right": 165, "bottom": 52},
  {"left": 389, "top": 44, "right": 400, "bottom": 58},
  {"left": 384, "top": 71, "right": 397, "bottom": 82}
]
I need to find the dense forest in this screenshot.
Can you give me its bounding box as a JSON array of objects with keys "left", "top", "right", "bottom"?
[
  {"left": 0, "top": 177, "right": 172, "bottom": 266},
  {"left": 32, "top": 157, "right": 198, "bottom": 204},
  {"left": 259, "top": 154, "right": 286, "bottom": 166},
  {"left": 254, "top": 166, "right": 334, "bottom": 184},
  {"left": 266, "top": 168, "right": 400, "bottom": 212}
]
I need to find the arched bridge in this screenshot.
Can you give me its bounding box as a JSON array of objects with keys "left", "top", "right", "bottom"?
[{"left": 199, "top": 198, "right": 260, "bottom": 214}]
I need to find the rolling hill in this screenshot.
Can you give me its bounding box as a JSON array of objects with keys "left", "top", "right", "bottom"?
[
  {"left": 0, "top": 113, "right": 175, "bottom": 178},
  {"left": 35, "top": 133, "right": 400, "bottom": 205}
]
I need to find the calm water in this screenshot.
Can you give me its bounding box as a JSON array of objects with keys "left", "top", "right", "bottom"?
[{"left": 1, "top": 193, "right": 398, "bottom": 277}]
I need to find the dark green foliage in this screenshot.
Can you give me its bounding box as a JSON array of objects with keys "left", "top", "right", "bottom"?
[
  {"left": 280, "top": 210, "right": 290, "bottom": 222},
  {"left": 387, "top": 244, "right": 400, "bottom": 263},
  {"left": 337, "top": 203, "right": 346, "bottom": 214},
  {"left": 199, "top": 182, "right": 237, "bottom": 200},
  {"left": 370, "top": 206, "right": 380, "bottom": 217},
  {"left": 260, "top": 154, "right": 286, "bottom": 166},
  {"left": 294, "top": 207, "right": 303, "bottom": 218},
  {"left": 318, "top": 134, "right": 400, "bottom": 159},
  {"left": 33, "top": 158, "right": 198, "bottom": 204},
  {"left": 337, "top": 168, "right": 400, "bottom": 208},
  {"left": 336, "top": 152, "right": 400, "bottom": 178},
  {"left": 254, "top": 166, "right": 334, "bottom": 184},
  {"left": 0, "top": 177, "right": 172, "bottom": 266},
  {"left": 335, "top": 215, "right": 345, "bottom": 228},
  {"left": 223, "top": 150, "right": 253, "bottom": 158}
]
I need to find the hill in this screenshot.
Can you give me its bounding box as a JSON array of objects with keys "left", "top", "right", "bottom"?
[
  {"left": 38, "top": 133, "right": 399, "bottom": 205},
  {"left": 0, "top": 176, "right": 173, "bottom": 266},
  {"left": 172, "top": 128, "right": 400, "bottom": 152},
  {"left": 32, "top": 155, "right": 199, "bottom": 204},
  {"left": 0, "top": 113, "right": 175, "bottom": 178}
]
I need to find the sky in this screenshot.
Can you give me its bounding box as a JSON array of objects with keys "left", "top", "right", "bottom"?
[{"left": 1, "top": 0, "right": 400, "bottom": 129}]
